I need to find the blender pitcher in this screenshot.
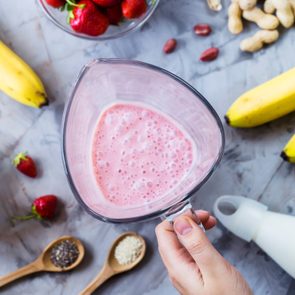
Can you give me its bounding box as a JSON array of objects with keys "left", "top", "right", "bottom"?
[{"left": 62, "top": 59, "right": 225, "bottom": 223}]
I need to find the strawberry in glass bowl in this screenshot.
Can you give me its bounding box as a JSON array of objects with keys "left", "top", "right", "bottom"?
[{"left": 38, "top": 0, "right": 159, "bottom": 40}]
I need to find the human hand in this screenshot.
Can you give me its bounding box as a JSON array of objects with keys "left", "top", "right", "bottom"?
[{"left": 156, "top": 210, "right": 252, "bottom": 295}]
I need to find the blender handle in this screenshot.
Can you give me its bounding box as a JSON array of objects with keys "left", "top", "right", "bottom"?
[{"left": 161, "top": 200, "right": 206, "bottom": 232}]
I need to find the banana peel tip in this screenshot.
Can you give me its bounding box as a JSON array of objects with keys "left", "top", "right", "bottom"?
[
  {"left": 224, "top": 115, "right": 230, "bottom": 125},
  {"left": 280, "top": 151, "right": 289, "bottom": 162},
  {"left": 40, "top": 99, "right": 49, "bottom": 108}
]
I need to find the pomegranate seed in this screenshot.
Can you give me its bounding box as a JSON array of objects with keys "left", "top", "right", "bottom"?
[
  {"left": 194, "top": 24, "right": 212, "bottom": 36},
  {"left": 163, "top": 38, "right": 177, "bottom": 54},
  {"left": 199, "top": 47, "right": 219, "bottom": 62}
]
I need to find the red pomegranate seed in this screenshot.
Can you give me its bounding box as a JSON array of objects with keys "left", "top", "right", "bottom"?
[
  {"left": 163, "top": 38, "right": 177, "bottom": 54},
  {"left": 194, "top": 24, "right": 212, "bottom": 36},
  {"left": 200, "top": 47, "right": 219, "bottom": 62}
]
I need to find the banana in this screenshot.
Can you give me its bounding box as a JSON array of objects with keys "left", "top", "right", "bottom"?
[
  {"left": 281, "top": 134, "right": 295, "bottom": 163},
  {"left": 0, "top": 41, "right": 48, "bottom": 108},
  {"left": 225, "top": 67, "right": 295, "bottom": 128}
]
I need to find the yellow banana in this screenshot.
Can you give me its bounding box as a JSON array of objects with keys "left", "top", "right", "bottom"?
[
  {"left": 225, "top": 67, "right": 295, "bottom": 128},
  {"left": 281, "top": 134, "right": 295, "bottom": 163},
  {"left": 0, "top": 41, "right": 48, "bottom": 108}
]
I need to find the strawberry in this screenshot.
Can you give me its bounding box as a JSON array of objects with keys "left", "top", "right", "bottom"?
[
  {"left": 13, "top": 195, "right": 58, "bottom": 222},
  {"left": 46, "top": 0, "right": 66, "bottom": 8},
  {"left": 32, "top": 195, "right": 58, "bottom": 220},
  {"left": 13, "top": 152, "right": 37, "bottom": 178},
  {"left": 106, "top": 5, "right": 123, "bottom": 25},
  {"left": 121, "top": 0, "right": 147, "bottom": 19},
  {"left": 92, "top": 0, "right": 121, "bottom": 7},
  {"left": 69, "top": 0, "right": 109, "bottom": 36}
]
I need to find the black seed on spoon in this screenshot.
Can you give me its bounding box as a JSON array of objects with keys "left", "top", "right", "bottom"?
[{"left": 50, "top": 240, "right": 79, "bottom": 269}]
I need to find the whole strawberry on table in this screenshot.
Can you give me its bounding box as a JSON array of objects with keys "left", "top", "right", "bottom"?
[
  {"left": 13, "top": 152, "right": 37, "bottom": 178},
  {"left": 13, "top": 195, "right": 59, "bottom": 222},
  {"left": 46, "top": 0, "right": 149, "bottom": 36}
]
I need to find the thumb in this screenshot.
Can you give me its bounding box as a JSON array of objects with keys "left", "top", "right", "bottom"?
[{"left": 173, "top": 215, "right": 224, "bottom": 277}]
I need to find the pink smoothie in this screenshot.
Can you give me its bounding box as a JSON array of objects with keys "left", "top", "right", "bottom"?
[{"left": 92, "top": 102, "right": 196, "bottom": 206}]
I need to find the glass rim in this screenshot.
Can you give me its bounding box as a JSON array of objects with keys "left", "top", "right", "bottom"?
[
  {"left": 61, "top": 58, "right": 225, "bottom": 223},
  {"left": 37, "top": 0, "right": 160, "bottom": 41}
]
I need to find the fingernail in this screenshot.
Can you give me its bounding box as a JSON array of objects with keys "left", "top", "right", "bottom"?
[{"left": 174, "top": 218, "right": 193, "bottom": 235}]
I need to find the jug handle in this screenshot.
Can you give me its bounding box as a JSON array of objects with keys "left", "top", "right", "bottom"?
[{"left": 161, "top": 200, "right": 205, "bottom": 232}]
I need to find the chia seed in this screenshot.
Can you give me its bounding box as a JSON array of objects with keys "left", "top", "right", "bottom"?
[{"left": 50, "top": 239, "right": 79, "bottom": 269}]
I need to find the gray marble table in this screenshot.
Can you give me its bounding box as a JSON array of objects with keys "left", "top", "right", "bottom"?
[{"left": 1, "top": 0, "right": 295, "bottom": 294}]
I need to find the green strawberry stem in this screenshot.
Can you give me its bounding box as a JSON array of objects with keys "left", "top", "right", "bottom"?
[
  {"left": 13, "top": 151, "right": 28, "bottom": 167},
  {"left": 63, "top": 0, "right": 85, "bottom": 24},
  {"left": 11, "top": 213, "right": 36, "bottom": 222},
  {"left": 66, "top": 0, "right": 85, "bottom": 8}
]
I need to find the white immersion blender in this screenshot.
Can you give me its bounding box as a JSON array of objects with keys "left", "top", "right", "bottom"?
[{"left": 214, "top": 195, "right": 295, "bottom": 278}]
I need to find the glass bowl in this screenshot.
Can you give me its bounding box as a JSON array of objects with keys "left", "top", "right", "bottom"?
[
  {"left": 62, "top": 59, "right": 225, "bottom": 223},
  {"left": 38, "top": 0, "right": 160, "bottom": 40}
]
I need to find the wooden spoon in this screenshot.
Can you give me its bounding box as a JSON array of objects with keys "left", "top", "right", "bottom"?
[
  {"left": 80, "top": 232, "right": 146, "bottom": 295},
  {"left": 0, "top": 235, "right": 85, "bottom": 288}
]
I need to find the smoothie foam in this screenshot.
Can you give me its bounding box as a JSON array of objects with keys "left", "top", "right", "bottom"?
[{"left": 92, "top": 102, "right": 196, "bottom": 207}]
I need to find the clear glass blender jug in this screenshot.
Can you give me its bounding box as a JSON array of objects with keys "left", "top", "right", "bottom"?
[{"left": 62, "top": 59, "right": 225, "bottom": 223}]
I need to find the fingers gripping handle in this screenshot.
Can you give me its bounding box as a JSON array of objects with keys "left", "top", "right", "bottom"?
[{"left": 161, "top": 200, "right": 205, "bottom": 232}]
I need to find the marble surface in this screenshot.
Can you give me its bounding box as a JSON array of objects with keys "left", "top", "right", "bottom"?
[{"left": 0, "top": 0, "right": 295, "bottom": 294}]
